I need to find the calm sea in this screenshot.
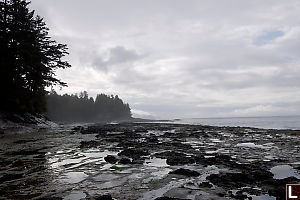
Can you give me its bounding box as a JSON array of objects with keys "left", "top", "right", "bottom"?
[{"left": 174, "top": 116, "right": 300, "bottom": 130}]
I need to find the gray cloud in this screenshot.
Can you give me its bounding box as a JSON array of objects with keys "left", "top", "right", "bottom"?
[
  {"left": 30, "top": 0, "right": 300, "bottom": 118},
  {"left": 92, "top": 46, "right": 143, "bottom": 71}
]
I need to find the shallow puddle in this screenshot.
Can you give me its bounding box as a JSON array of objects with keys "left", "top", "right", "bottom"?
[
  {"left": 63, "top": 190, "right": 86, "bottom": 200},
  {"left": 236, "top": 142, "right": 268, "bottom": 149},
  {"left": 144, "top": 158, "right": 169, "bottom": 167},
  {"left": 61, "top": 171, "right": 88, "bottom": 184},
  {"left": 270, "top": 165, "right": 300, "bottom": 179}
]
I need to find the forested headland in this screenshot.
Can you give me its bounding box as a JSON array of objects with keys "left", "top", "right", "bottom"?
[
  {"left": 0, "top": 0, "right": 132, "bottom": 123},
  {"left": 46, "top": 91, "right": 132, "bottom": 122}
]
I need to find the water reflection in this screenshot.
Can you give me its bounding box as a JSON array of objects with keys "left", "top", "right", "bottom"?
[
  {"left": 270, "top": 165, "right": 300, "bottom": 179},
  {"left": 63, "top": 190, "right": 86, "bottom": 200}
]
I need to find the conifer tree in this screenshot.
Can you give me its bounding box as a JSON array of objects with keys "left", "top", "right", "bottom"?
[{"left": 0, "top": 0, "right": 70, "bottom": 113}]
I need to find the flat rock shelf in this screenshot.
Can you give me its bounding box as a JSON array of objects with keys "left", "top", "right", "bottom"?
[{"left": 0, "top": 122, "right": 299, "bottom": 200}]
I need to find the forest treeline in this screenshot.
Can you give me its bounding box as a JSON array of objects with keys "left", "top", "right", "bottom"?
[{"left": 46, "top": 91, "right": 132, "bottom": 122}]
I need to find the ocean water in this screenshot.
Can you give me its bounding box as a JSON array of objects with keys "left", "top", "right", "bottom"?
[{"left": 174, "top": 116, "right": 300, "bottom": 130}]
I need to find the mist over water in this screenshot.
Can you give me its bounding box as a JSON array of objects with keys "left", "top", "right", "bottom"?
[{"left": 174, "top": 116, "right": 300, "bottom": 130}]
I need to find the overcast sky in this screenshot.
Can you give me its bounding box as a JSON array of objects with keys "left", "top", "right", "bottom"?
[{"left": 30, "top": 0, "right": 300, "bottom": 119}]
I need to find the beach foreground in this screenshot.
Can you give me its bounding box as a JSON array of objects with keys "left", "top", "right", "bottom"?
[{"left": 0, "top": 123, "right": 299, "bottom": 200}]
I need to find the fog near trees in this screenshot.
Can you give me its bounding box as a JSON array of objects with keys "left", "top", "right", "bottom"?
[{"left": 46, "top": 91, "right": 132, "bottom": 122}]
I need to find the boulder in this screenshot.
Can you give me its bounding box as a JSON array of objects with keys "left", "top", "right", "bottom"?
[
  {"left": 118, "top": 148, "right": 149, "bottom": 159},
  {"left": 154, "top": 151, "right": 195, "bottom": 166},
  {"left": 104, "top": 155, "right": 118, "bottom": 164},
  {"left": 79, "top": 140, "right": 100, "bottom": 148},
  {"left": 169, "top": 168, "right": 200, "bottom": 177},
  {"left": 118, "top": 157, "right": 131, "bottom": 164},
  {"left": 95, "top": 194, "right": 113, "bottom": 200}
]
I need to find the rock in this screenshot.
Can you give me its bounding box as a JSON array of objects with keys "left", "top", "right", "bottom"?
[
  {"left": 118, "top": 148, "right": 149, "bottom": 159},
  {"left": 167, "top": 141, "right": 192, "bottom": 150},
  {"left": 198, "top": 181, "right": 213, "bottom": 188},
  {"left": 147, "top": 137, "right": 159, "bottom": 143},
  {"left": 207, "top": 169, "right": 299, "bottom": 200},
  {"left": 154, "top": 151, "right": 195, "bottom": 166},
  {"left": 134, "top": 127, "right": 147, "bottom": 133},
  {"left": 79, "top": 140, "right": 100, "bottom": 148},
  {"left": 169, "top": 168, "right": 200, "bottom": 177},
  {"left": 248, "top": 169, "right": 273, "bottom": 181},
  {"left": 7, "top": 149, "right": 45, "bottom": 156},
  {"left": 207, "top": 172, "right": 253, "bottom": 188},
  {"left": 95, "top": 194, "right": 113, "bottom": 200},
  {"left": 0, "top": 173, "right": 23, "bottom": 182},
  {"left": 166, "top": 155, "right": 195, "bottom": 166},
  {"left": 118, "top": 157, "right": 131, "bottom": 164},
  {"left": 131, "top": 158, "right": 145, "bottom": 164},
  {"left": 262, "top": 176, "right": 300, "bottom": 200},
  {"left": 81, "top": 126, "right": 107, "bottom": 135},
  {"left": 155, "top": 197, "right": 190, "bottom": 200},
  {"left": 104, "top": 155, "right": 118, "bottom": 164},
  {"left": 26, "top": 166, "right": 47, "bottom": 175},
  {"left": 123, "top": 129, "right": 136, "bottom": 135},
  {"left": 207, "top": 168, "right": 274, "bottom": 189},
  {"left": 229, "top": 190, "right": 249, "bottom": 200},
  {"left": 37, "top": 196, "right": 63, "bottom": 200},
  {"left": 196, "top": 154, "right": 233, "bottom": 166},
  {"left": 163, "top": 132, "right": 176, "bottom": 137},
  {"left": 72, "top": 126, "right": 83, "bottom": 131}
]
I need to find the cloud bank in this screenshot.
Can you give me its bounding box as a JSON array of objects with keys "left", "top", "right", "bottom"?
[{"left": 30, "top": 0, "right": 300, "bottom": 118}]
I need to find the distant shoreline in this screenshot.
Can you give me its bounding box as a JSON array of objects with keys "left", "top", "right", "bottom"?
[
  {"left": 153, "top": 116, "right": 300, "bottom": 130},
  {"left": 1, "top": 113, "right": 299, "bottom": 134}
]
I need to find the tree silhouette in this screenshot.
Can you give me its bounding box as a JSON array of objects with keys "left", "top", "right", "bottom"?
[
  {"left": 46, "top": 91, "right": 132, "bottom": 122},
  {"left": 0, "top": 0, "right": 70, "bottom": 113}
]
